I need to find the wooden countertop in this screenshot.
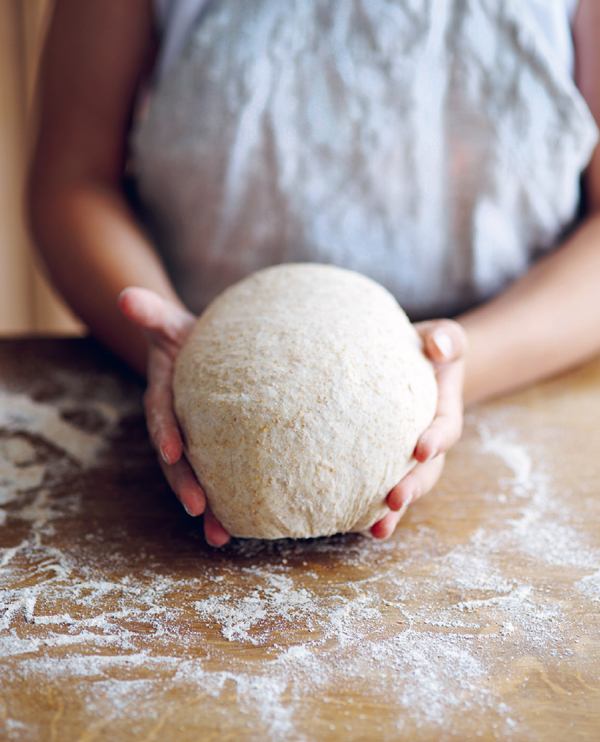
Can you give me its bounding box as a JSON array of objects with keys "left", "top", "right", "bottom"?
[{"left": 1, "top": 338, "right": 599, "bottom": 742}]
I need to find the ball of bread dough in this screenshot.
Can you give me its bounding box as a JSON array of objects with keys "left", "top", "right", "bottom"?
[{"left": 173, "top": 264, "right": 437, "bottom": 540}]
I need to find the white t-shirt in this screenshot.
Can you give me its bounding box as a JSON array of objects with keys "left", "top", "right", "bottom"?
[
  {"left": 153, "top": 0, "right": 580, "bottom": 83},
  {"left": 152, "top": 0, "right": 210, "bottom": 81},
  {"left": 135, "top": 0, "right": 596, "bottom": 319}
]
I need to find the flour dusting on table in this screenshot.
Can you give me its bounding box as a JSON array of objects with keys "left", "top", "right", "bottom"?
[{"left": 1, "top": 375, "right": 600, "bottom": 740}]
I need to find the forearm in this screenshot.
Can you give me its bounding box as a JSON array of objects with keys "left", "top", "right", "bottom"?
[
  {"left": 29, "top": 178, "right": 182, "bottom": 376},
  {"left": 458, "top": 213, "right": 600, "bottom": 405},
  {"left": 27, "top": 0, "right": 166, "bottom": 374}
]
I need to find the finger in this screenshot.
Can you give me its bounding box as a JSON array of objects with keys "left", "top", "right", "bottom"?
[
  {"left": 387, "top": 454, "right": 446, "bottom": 511},
  {"left": 416, "top": 319, "right": 469, "bottom": 364},
  {"left": 143, "top": 350, "right": 183, "bottom": 464},
  {"left": 203, "top": 505, "right": 231, "bottom": 548},
  {"left": 371, "top": 508, "right": 406, "bottom": 539},
  {"left": 414, "top": 357, "right": 464, "bottom": 462},
  {"left": 119, "top": 287, "right": 195, "bottom": 348},
  {"left": 146, "top": 395, "right": 183, "bottom": 464},
  {"left": 159, "top": 455, "right": 206, "bottom": 516}
]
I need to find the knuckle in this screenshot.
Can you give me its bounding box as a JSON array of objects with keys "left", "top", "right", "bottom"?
[
  {"left": 434, "top": 409, "right": 463, "bottom": 449},
  {"left": 142, "top": 387, "right": 159, "bottom": 416},
  {"left": 411, "top": 479, "right": 423, "bottom": 501}
]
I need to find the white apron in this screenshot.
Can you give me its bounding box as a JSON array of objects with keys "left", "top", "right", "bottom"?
[{"left": 133, "top": 0, "right": 597, "bottom": 319}]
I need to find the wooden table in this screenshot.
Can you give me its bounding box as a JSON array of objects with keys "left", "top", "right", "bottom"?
[{"left": 1, "top": 338, "right": 599, "bottom": 742}]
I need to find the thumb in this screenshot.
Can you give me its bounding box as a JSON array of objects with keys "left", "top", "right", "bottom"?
[
  {"left": 416, "top": 319, "right": 468, "bottom": 364},
  {"left": 119, "top": 287, "right": 195, "bottom": 345}
]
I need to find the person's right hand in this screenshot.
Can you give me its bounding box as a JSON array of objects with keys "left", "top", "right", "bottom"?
[
  {"left": 371, "top": 319, "right": 468, "bottom": 538},
  {"left": 119, "top": 287, "right": 230, "bottom": 547}
]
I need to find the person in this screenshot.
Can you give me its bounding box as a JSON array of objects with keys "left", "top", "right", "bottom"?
[{"left": 28, "top": 0, "right": 600, "bottom": 547}]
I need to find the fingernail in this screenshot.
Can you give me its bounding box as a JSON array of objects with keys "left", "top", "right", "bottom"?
[
  {"left": 161, "top": 447, "right": 172, "bottom": 465},
  {"left": 432, "top": 331, "right": 452, "bottom": 360},
  {"left": 182, "top": 502, "right": 196, "bottom": 517},
  {"left": 205, "top": 536, "right": 225, "bottom": 548}
]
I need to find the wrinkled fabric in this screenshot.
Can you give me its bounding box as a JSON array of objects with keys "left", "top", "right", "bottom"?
[
  {"left": 134, "top": 0, "right": 597, "bottom": 319},
  {"left": 151, "top": 0, "right": 580, "bottom": 82}
]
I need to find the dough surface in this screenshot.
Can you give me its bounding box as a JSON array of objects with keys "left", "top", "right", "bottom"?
[{"left": 173, "top": 264, "right": 438, "bottom": 539}]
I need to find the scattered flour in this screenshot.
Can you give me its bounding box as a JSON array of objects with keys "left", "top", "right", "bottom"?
[
  {"left": 477, "top": 418, "right": 600, "bottom": 569},
  {"left": 0, "top": 382, "right": 132, "bottom": 531},
  {"left": 0, "top": 437, "right": 46, "bottom": 513},
  {"left": 1, "top": 385, "right": 599, "bottom": 740},
  {"left": 0, "top": 392, "right": 107, "bottom": 467}
]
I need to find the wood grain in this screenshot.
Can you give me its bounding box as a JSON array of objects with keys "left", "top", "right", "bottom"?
[{"left": 1, "top": 338, "right": 599, "bottom": 742}]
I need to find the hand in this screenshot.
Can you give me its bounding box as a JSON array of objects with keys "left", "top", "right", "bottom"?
[
  {"left": 371, "top": 319, "right": 468, "bottom": 539},
  {"left": 119, "top": 287, "right": 230, "bottom": 547}
]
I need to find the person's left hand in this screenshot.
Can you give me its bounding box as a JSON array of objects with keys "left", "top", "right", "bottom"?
[
  {"left": 119, "top": 287, "right": 230, "bottom": 547},
  {"left": 371, "top": 319, "right": 468, "bottom": 539}
]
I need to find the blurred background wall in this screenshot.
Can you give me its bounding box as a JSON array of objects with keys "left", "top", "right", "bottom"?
[{"left": 0, "top": 0, "right": 83, "bottom": 336}]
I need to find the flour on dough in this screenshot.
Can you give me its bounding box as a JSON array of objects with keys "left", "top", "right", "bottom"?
[{"left": 173, "top": 264, "right": 437, "bottom": 539}]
